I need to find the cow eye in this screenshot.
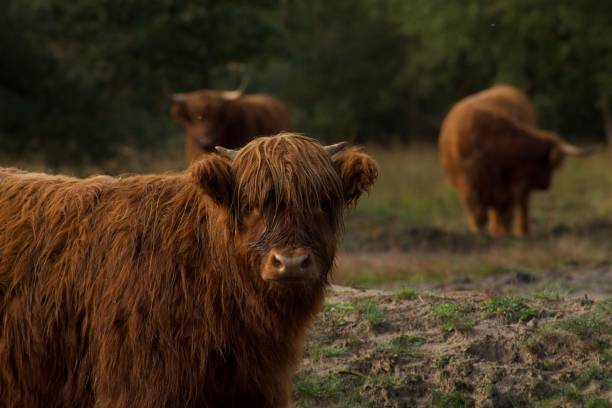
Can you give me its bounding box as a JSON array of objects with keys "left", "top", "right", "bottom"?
[
  {"left": 241, "top": 204, "right": 254, "bottom": 216},
  {"left": 319, "top": 200, "right": 337, "bottom": 223},
  {"left": 265, "top": 190, "right": 277, "bottom": 207},
  {"left": 320, "top": 200, "right": 331, "bottom": 214}
]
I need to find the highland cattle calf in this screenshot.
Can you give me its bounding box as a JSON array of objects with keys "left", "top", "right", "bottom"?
[
  {"left": 439, "top": 90, "right": 591, "bottom": 238},
  {"left": 170, "top": 87, "right": 291, "bottom": 163},
  {"left": 0, "top": 133, "right": 377, "bottom": 407}
]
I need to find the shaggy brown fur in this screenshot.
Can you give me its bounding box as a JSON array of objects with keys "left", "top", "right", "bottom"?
[
  {"left": 171, "top": 89, "right": 291, "bottom": 163},
  {"left": 0, "top": 133, "right": 377, "bottom": 407},
  {"left": 467, "top": 84, "right": 537, "bottom": 125},
  {"left": 439, "top": 91, "right": 586, "bottom": 238}
]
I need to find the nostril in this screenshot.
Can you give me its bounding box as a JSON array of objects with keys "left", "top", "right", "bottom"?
[
  {"left": 272, "top": 254, "right": 283, "bottom": 269},
  {"left": 300, "top": 256, "right": 311, "bottom": 270}
]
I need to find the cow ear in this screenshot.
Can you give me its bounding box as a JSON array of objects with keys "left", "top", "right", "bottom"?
[
  {"left": 332, "top": 147, "right": 378, "bottom": 206},
  {"left": 190, "top": 155, "right": 234, "bottom": 207},
  {"left": 170, "top": 101, "right": 189, "bottom": 122}
]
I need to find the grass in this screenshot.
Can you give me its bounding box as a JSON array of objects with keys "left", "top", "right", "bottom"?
[
  {"left": 322, "top": 301, "right": 357, "bottom": 327},
  {"left": 432, "top": 302, "right": 477, "bottom": 332},
  {"left": 558, "top": 313, "right": 612, "bottom": 339},
  {"left": 431, "top": 354, "right": 452, "bottom": 369},
  {"left": 381, "top": 334, "right": 426, "bottom": 358},
  {"left": 334, "top": 145, "right": 612, "bottom": 287},
  {"left": 293, "top": 370, "right": 363, "bottom": 407},
  {"left": 306, "top": 341, "right": 348, "bottom": 359},
  {"left": 353, "top": 299, "right": 386, "bottom": 327},
  {"left": 575, "top": 365, "right": 611, "bottom": 389},
  {"left": 533, "top": 285, "right": 568, "bottom": 302},
  {"left": 430, "top": 391, "right": 472, "bottom": 408},
  {"left": 483, "top": 296, "right": 539, "bottom": 323},
  {"left": 393, "top": 287, "right": 418, "bottom": 301}
]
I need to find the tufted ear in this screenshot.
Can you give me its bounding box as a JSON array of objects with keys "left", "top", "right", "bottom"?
[
  {"left": 190, "top": 154, "right": 234, "bottom": 207},
  {"left": 170, "top": 100, "right": 189, "bottom": 123},
  {"left": 332, "top": 147, "right": 378, "bottom": 206}
]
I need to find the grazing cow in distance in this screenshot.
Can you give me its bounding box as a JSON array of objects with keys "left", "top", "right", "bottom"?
[
  {"left": 439, "top": 87, "right": 592, "bottom": 238},
  {"left": 467, "top": 84, "right": 537, "bottom": 126},
  {"left": 170, "top": 85, "right": 291, "bottom": 163},
  {"left": 0, "top": 133, "right": 378, "bottom": 407}
]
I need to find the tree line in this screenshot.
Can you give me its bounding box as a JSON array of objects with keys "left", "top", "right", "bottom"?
[{"left": 1, "top": 0, "right": 610, "bottom": 166}]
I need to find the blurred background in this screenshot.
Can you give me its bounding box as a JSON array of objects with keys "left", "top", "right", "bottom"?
[
  {"left": 1, "top": 0, "right": 610, "bottom": 168},
  {"left": 2, "top": 0, "right": 612, "bottom": 290}
]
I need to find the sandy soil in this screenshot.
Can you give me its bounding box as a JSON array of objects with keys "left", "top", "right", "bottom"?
[{"left": 293, "top": 272, "right": 612, "bottom": 407}]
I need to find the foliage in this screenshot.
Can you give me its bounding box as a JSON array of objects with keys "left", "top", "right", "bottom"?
[
  {"left": 1, "top": 1, "right": 611, "bottom": 165},
  {"left": 1, "top": 0, "right": 280, "bottom": 166},
  {"left": 483, "top": 296, "right": 538, "bottom": 322}
]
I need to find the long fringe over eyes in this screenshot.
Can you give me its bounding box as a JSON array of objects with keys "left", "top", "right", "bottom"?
[{"left": 232, "top": 134, "right": 345, "bottom": 226}]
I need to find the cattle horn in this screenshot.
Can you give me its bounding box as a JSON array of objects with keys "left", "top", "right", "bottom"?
[
  {"left": 221, "top": 72, "right": 251, "bottom": 100},
  {"left": 215, "top": 146, "right": 240, "bottom": 160},
  {"left": 324, "top": 142, "right": 349, "bottom": 156},
  {"left": 170, "top": 93, "right": 187, "bottom": 103},
  {"left": 559, "top": 142, "right": 597, "bottom": 156}
]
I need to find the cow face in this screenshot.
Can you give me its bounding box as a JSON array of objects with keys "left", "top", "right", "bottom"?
[
  {"left": 191, "top": 134, "right": 377, "bottom": 287},
  {"left": 171, "top": 91, "right": 230, "bottom": 151},
  {"left": 526, "top": 145, "right": 560, "bottom": 190}
]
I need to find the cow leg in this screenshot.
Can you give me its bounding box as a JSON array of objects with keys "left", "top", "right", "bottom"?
[
  {"left": 514, "top": 193, "right": 530, "bottom": 238},
  {"left": 489, "top": 203, "right": 514, "bottom": 237},
  {"left": 462, "top": 193, "right": 487, "bottom": 234}
]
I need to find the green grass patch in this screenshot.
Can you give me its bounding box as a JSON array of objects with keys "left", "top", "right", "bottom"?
[
  {"left": 561, "top": 385, "right": 612, "bottom": 407},
  {"left": 432, "top": 354, "right": 452, "bottom": 369},
  {"left": 322, "top": 301, "right": 356, "bottom": 327},
  {"left": 432, "top": 302, "right": 476, "bottom": 332},
  {"left": 431, "top": 391, "right": 472, "bottom": 408},
  {"left": 596, "top": 298, "right": 612, "bottom": 315},
  {"left": 293, "top": 370, "right": 363, "bottom": 407},
  {"left": 353, "top": 299, "right": 386, "bottom": 326},
  {"left": 381, "top": 334, "right": 426, "bottom": 358},
  {"left": 575, "top": 365, "right": 611, "bottom": 389},
  {"left": 305, "top": 341, "right": 348, "bottom": 360},
  {"left": 533, "top": 285, "right": 568, "bottom": 302},
  {"left": 584, "top": 398, "right": 612, "bottom": 408},
  {"left": 394, "top": 287, "right": 418, "bottom": 301},
  {"left": 558, "top": 313, "right": 612, "bottom": 339},
  {"left": 483, "top": 296, "right": 539, "bottom": 322},
  {"left": 525, "top": 325, "right": 573, "bottom": 357}
]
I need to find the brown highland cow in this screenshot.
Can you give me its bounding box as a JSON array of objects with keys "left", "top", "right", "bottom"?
[
  {"left": 170, "top": 87, "right": 291, "bottom": 163},
  {"left": 467, "top": 84, "right": 537, "bottom": 125},
  {"left": 439, "top": 86, "right": 591, "bottom": 238},
  {"left": 0, "top": 134, "right": 377, "bottom": 407}
]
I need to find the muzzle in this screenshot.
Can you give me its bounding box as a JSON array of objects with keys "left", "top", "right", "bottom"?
[{"left": 261, "top": 248, "right": 319, "bottom": 282}]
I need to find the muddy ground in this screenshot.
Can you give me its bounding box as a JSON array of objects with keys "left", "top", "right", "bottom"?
[{"left": 293, "top": 266, "right": 612, "bottom": 407}]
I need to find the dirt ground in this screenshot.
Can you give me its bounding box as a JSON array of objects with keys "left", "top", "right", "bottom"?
[
  {"left": 293, "top": 266, "right": 612, "bottom": 407},
  {"left": 336, "top": 251, "right": 612, "bottom": 300}
]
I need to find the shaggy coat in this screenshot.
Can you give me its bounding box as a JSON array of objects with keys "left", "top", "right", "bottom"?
[
  {"left": 439, "top": 89, "right": 587, "bottom": 237},
  {"left": 467, "top": 84, "right": 537, "bottom": 125},
  {"left": 171, "top": 89, "right": 291, "bottom": 163},
  {"left": 0, "top": 134, "right": 377, "bottom": 407}
]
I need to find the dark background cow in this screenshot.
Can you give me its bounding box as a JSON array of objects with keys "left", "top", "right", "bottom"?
[{"left": 170, "top": 88, "right": 291, "bottom": 163}]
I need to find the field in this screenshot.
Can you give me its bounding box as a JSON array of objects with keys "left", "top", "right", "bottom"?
[
  {"left": 5, "top": 143, "right": 612, "bottom": 406},
  {"left": 338, "top": 145, "right": 612, "bottom": 289},
  {"left": 301, "top": 145, "right": 612, "bottom": 407}
]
